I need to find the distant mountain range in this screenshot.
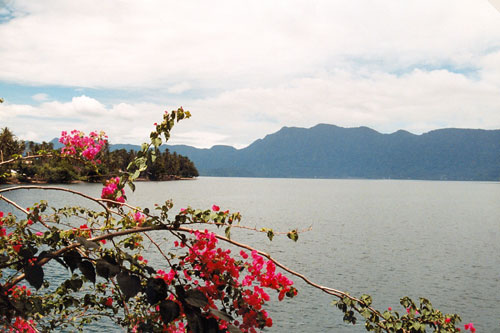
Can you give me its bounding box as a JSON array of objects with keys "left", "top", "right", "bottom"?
[{"left": 51, "top": 124, "right": 500, "bottom": 180}]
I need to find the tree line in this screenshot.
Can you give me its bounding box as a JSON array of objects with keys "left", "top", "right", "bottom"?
[{"left": 0, "top": 127, "right": 198, "bottom": 184}]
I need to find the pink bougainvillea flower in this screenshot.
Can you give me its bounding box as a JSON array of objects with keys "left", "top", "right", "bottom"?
[
  {"left": 445, "top": 317, "right": 451, "bottom": 323},
  {"left": 35, "top": 232, "right": 43, "bottom": 237},
  {"left": 464, "top": 323, "right": 475, "bottom": 332},
  {"left": 388, "top": 307, "right": 392, "bottom": 311},
  {"left": 105, "top": 297, "right": 113, "bottom": 307},
  {"left": 0, "top": 211, "right": 3, "bottom": 218},
  {"left": 212, "top": 204, "right": 220, "bottom": 212}
]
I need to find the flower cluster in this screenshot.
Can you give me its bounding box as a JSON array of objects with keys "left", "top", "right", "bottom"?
[
  {"left": 1, "top": 286, "right": 36, "bottom": 332},
  {"left": 101, "top": 177, "right": 125, "bottom": 206},
  {"left": 59, "top": 130, "right": 107, "bottom": 163},
  {"left": 172, "top": 230, "right": 296, "bottom": 332}
]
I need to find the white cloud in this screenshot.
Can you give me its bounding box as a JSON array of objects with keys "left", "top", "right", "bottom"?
[
  {"left": 32, "top": 93, "right": 49, "bottom": 102},
  {"left": 2, "top": 0, "right": 500, "bottom": 148},
  {"left": 1, "top": 0, "right": 500, "bottom": 90},
  {"left": 168, "top": 82, "right": 191, "bottom": 94},
  {"left": 3, "top": 65, "right": 500, "bottom": 148}
]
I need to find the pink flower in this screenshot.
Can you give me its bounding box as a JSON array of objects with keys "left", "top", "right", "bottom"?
[
  {"left": 35, "top": 232, "right": 43, "bottom": 237},
  {"left": 212, "top": 204, "right": 220, "bottom": 212},
  {"left": 105, "top": 297, "right": 113, "bottom": 307},
  {"left": 445, "top": 317, "right": 451, "bottom": 323},
  {"left": 464, "top": 323, "right": 475, "bottom": 332},
  {"left": 388, "top": 307, "right": 392, "bottom": 311}
]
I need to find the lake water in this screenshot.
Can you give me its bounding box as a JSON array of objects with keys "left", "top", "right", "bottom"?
[{"left": 1, "top": 178, "right": 499, "bottom": 332}]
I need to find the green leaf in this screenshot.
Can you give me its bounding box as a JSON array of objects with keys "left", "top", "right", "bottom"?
[
  {"left": 225, "top": 226, "right": 231, "bottom": 239},
  {"left": 287, "top": 229, "right": 299, "bottom": 242},
  {"left": 360, "top": 294, "right": 372, "bottom": 306},
  {"left": 153, "top": 137, "right": 162, "bottom": 148}
]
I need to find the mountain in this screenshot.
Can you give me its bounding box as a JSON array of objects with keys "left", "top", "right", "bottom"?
[
  {"left": 166, "top": 124, "right": 500, "bottom": 181},
  {"left": 50, "top": 124, "right": 500, "bottom": 180}
]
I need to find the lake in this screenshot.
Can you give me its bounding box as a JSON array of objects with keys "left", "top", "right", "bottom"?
[{"left": 1, "top": 177, "right": 499, "bottom": 332}]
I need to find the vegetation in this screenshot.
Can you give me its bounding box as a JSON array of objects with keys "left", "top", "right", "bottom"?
[
  {"left": 0, "top": 129, "right": 198, "bottom": 184},
  {"left": 0, "top": 108, "right": 475, "bottom": 332}
]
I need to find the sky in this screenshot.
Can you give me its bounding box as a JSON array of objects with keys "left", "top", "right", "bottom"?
[{"left": 1, "top": 0, "right": 500, "bottom": 148}]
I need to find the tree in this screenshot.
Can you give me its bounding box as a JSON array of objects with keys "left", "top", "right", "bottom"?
[{"left": 0, "top": 108, "right": 471, "bottom": 332}]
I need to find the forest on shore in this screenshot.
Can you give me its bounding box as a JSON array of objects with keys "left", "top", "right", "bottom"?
[{"left": 0, "top": 127, "right": 198, "bottom": 183}]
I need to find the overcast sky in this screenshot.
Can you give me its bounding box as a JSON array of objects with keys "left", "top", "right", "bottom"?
[{"left": 1, "top": 0, "right": 500, "bottom": 148}]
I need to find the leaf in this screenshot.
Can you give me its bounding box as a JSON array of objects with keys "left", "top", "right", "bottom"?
[
  {"left": 76, "top": 236, "right": 100, "bottom": 250},
  {"left": 25, "top": 263, "right": 44, "bottom": 290},
  {"left": 209, "top": 309, "right": 233, "bottom": 322},
  {"left": 116, "top": 272, "right": 141, "bottom": 299},
  {"left": 127, "top": 181, "right": 136, "bottom": 192},
  {"left": 69, "top": 278, "right": 83, "bottom": 291},
  {"left": 159, "top": 300, "right": 180, "bottom": 325},
  {"left": 19, "top": 247, "right": 37, "bottom": 260},
  {"left": 225, "top": 226, "right": 231, "bottom": 239},
  {"left": 226, "top": 324, "right": 242, "bottom": 333},
  {"left": 39, "top": 251, "right": 67, "bottom": 270},
  {"left": 78, "top": 260, "right": 96, "bottom": 284},
  {"left": 96, "top": 258, "right": 120, "bottom": 279},
  {"left": 287, "top": 229, "right": 299, "bottom": 242},
  {"left": 204, "top": 317, "right": 219, "bottom": 333},
  {"left": 145, "top": 278, "right": 169, "bottom": 305},
  {"left": 185, "top": 289, "right": 208, "bottom": 308},
  {"left": 63, "top": 251, "right": 82, "bottom": 272},
  {"left": 0, "top": 254, "right": 10, "bottom": 264}
]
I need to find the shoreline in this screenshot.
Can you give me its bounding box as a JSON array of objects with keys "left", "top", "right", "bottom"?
[{"left": 2, "top": 176, "right": 197, "bottom": 185}]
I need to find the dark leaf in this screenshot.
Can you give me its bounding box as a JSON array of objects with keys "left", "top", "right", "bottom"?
[
  {"left": 159, "top": 300, "right": 180, "bottom": 325},
  {"left": 75, "top": 236, "right": 100, "bottom": 250},
  {"left": 63, "top": 251, "right": 82, "bottom": 272},
  {"left": 209, "top": 309, "right": 233, "bottom": 322},
  {"left": 203, "top": 316, "right": 219, "bottom": 333},
  {"left": 185, "top": 309, "right": 203, "bottom": 333},
  {"left": 78, "top": 260, "right": 96, "bottom": 284},
  {"left": 69, "top": 278, "right": 83, "bottom": 291},
  {"left": 19, "top": 247, "right": 37, "bottom": 260},
  {"left": 96, "top": 256, "right": 120, "bottom": 279},
  {"left": 39, "top": 251, "right": 67, "bottom": 270},
  {"left": 25, "top": 263, "right": 44, "bottom": 290},
  {"left": 0, "top": 254, "right": 9, "bottom": 264},
  {"left": 116, "top": 272, "right": 141, "bottom": 299},
  {"left": 227, "top": 324, "right": 242, "bottom": 333},
  {"left": 185, "top": 289, "right": 208, "bottom": 308},
  {"left": 145, "top": 278, "right": 169, "bottom": 305}
]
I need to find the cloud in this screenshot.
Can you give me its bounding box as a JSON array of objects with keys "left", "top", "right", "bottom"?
[
  {"left": 3, "top": 65, "right": 500, "bottom": 149},
  {"left": 32, "top": 93, "right": 49, "bottom": 102},
  {"left": 1, "top": 0, "right": 500, "bottom": 91},
  {"left": 167, "top": 82, "right": 191, "bottom": 94}
]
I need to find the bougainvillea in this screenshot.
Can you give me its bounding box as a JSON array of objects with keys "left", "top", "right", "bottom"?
[
  {"left": 59, "top": 129, "right": 107, "bottom": 163},
  {"left": 0, "top": 108, "right": 471, "bottom": 332}
]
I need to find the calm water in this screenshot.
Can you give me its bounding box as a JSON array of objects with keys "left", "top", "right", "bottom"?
[{"left": 1, "top": 178, "right": 499, "bottom": 332}]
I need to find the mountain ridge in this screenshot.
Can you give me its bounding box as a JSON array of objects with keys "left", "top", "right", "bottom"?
[{"left": 49, "top": 124, "right": 500, "bottom": 180}]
